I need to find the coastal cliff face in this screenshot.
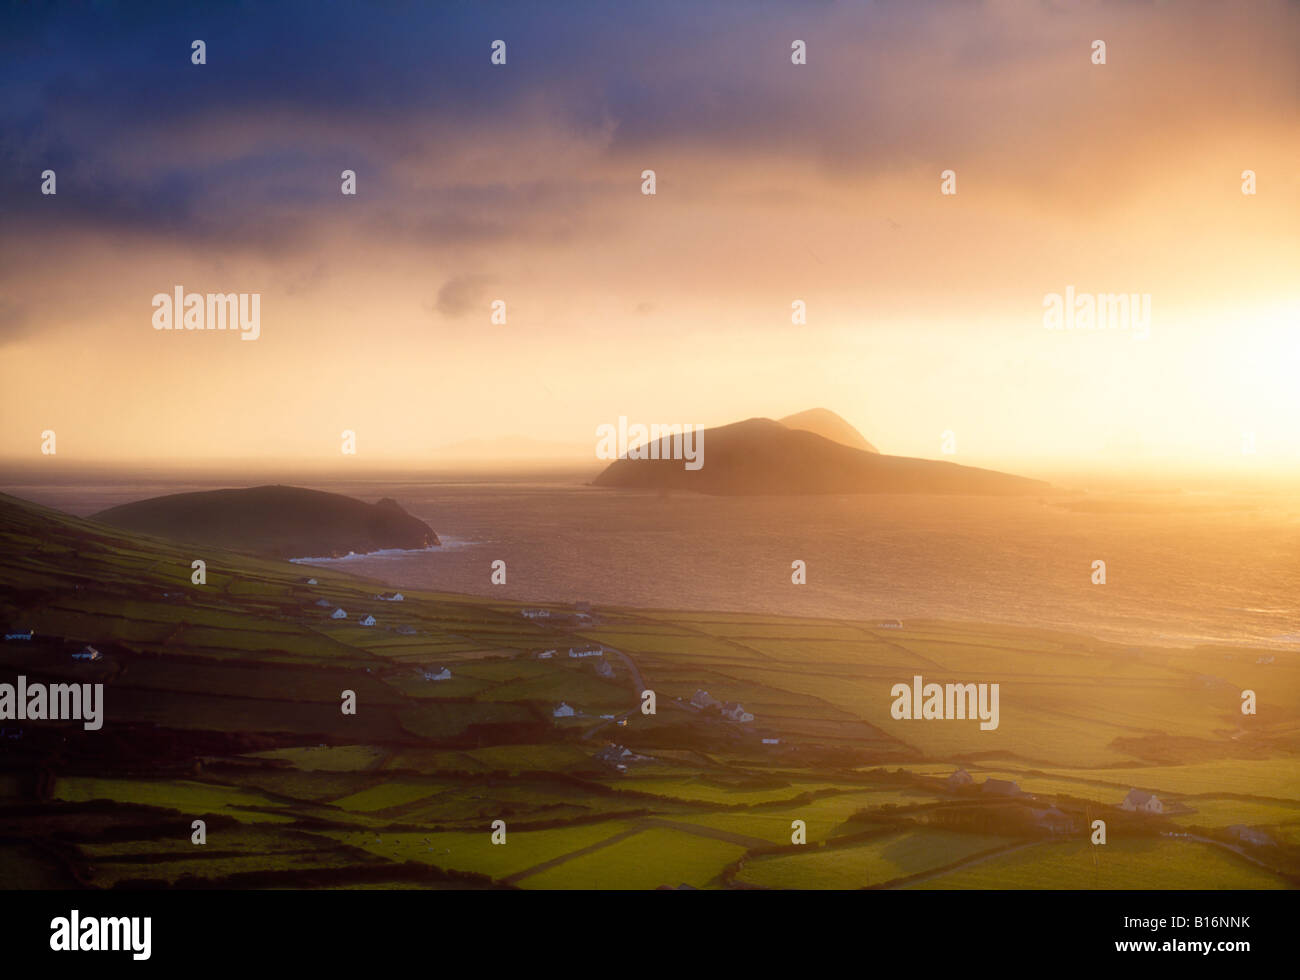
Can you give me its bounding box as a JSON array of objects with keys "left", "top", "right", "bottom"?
[
  {"left": 92, "top": 485, "right": 439, "bottom": 558},
  {"left": 592, "top": 418, "right": 1051, "bottom": 496}
]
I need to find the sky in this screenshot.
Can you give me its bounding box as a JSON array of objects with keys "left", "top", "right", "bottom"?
[{"left": 1, "top": 0, "right": 1298, "bottom": 478}]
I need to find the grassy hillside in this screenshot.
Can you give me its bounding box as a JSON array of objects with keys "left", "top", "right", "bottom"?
[{"left": 0, "top": 492, "right": 1295, "bottom": 889}]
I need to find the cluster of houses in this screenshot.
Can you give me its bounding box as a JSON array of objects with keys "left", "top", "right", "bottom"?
[
  {"left": 689, "top": 689, "right": 754, "bottom": 723},
  {"left": 520, "top": 603, "right": 597, "bottom": 624},
  {"left": 594, "top": 742, "right": 651, "bottom": 771},
  {"left": 326, "top": 607, "right": 379, "bottom": 626},
  {"left": 944, "top": 770, "right": 1075, "bottom": 833},
  {"left": 533, "top": 646, "right": 615, "bottom": 678},
  {"left": 1120, "top": 789, "right": 1164, "bottom": 814},
  {"left": 946, "top": 769, "right": 1188, "bottom": 825}
]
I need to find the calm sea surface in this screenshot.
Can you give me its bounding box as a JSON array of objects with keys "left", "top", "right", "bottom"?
[{"left": 7, "top": 474, "right": 1299, "bottom": 650}]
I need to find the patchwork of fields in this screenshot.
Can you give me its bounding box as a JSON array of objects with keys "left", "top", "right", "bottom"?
[{"left": 1, "top": 492, "right": 1297, "bottom": 889}]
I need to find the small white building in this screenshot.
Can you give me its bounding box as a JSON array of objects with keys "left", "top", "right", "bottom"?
[
  {"left": 595, "top": 660, "right": 614, "bottom": 678},
  {"left": 360, "top": 614, "right": 377, "bottom": 627},
  {"left": 331, "top": 608, "right": 347, "bottom": 620},
  {"left": 4, "top": 630, "right": 34, "bottom": 641},
  {"left": 521, "top": 608, "right": 550, "bottom": 619},
  {"left": 569, "top": 645, "right": 603, "bottom": 658},
  {"left": 423, "top": 667, "right": 452, "bottom": 681},
  {"left": 536, "top": 649, "right": 555, "bottom": 660},
  {"left": 721, "top": 702, "right": 754, "bottom": 723},
  {"left": 553, "top": 702, "right": 575, "bottom": 718},
  {"left": 761, "top": 738, "right": 780, "bottom": 745},
  {"left": 71, "top": 646, "right": 102, "bottom": 662},
  {"left": 306, "top": 578, "right": 319, "bottom": 585},
  {"left": 877, "top": 619, "right": 903, "bottom": 629},
  {"left": 1120, "top": 789, "right": 1164, "bottom": 814},
  {"left": 315, "top": 599, "right": 333, "bottom": 608}
]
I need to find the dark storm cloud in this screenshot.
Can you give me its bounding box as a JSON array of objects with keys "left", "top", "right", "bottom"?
[{"left": 0, "top": 0, "right": 1296, "bottom": 249}]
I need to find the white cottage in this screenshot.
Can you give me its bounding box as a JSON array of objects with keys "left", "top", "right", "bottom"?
[
  {"left": 331, "top": 608, "right": 347, "bottom": 620},
  {"left": 360, "top": 614, "right": 377, "bottom": 627},
  {"left": 423, "top": 667, "right": 451, "bottom": 681},
  {"left": 721, "top": 702, "right": 754, "bottom": 723},
  {"left": 1121, "top": 789, "right": 1163, "bottom": 814},
  {"left": 553, "top": 702, "right": 575, "bottom": 718}
]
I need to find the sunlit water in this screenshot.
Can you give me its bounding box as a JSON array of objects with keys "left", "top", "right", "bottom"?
[{"left": 9, "top": 476, "right": 1300, "bottom": 650}]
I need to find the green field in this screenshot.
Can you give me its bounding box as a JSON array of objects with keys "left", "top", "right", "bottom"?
[
  {"left": 909, "top": 839, "right": 1289, "bottom": 890},
  {"left": 737, "top": 830, "right": 1015, "bottom": 889},
  {"left": 1, "top": 491, "right": 1297, "bottom": 890}
]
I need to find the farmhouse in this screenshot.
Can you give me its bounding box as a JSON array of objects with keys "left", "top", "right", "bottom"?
[
  {"left": 71, "top": 646, "right": 101, "bottom": 662},
  {"left": 569, "top": 645, "right": 603, "bottom": 658},
  {"left": 376, "top": 592, "right": 404, "bottom": 602},
  {"left": 946, "top": 768, "right": 973, "bottom": 789},
  {"left": 4, "top": 630, "right": 33, "bottom": 641},
  {"left": 331, "top": 608, "right": 347, "bottom": 619},
  {"left": 595, "top": 743, "right": 651, "bottom": 769},
  {"left": 1030, "top": 806, "right": 1075, "bottom": 835},
  {"left": 422, "top": 667, "right": 451, "bottom": 682},
  {"left": 360, "top": 614, "right": 377, "bottom": 627},
  {"left": 535, "top": 649, "right": 555, "bottom": 659},
  {"left": 595, "top": 660, "right": 614, "bottom": 678},
  {"left": 553, "top": 702, "right": 575, "bottom": 718},
  {"left": 315, "top": 599, "right": 333, "bottom": 608},
  {"left": 721, "top": 702, "right": 754, "bottom": 723},
  {"left": 1228, "top": 825, "right": 1274, "bottom": 846},
  {"left": 1120, "top": 789, "right": 1164, "bottom": 814}
]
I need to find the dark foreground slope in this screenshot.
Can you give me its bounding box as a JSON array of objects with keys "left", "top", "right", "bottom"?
[
  {"left": 93, "top": 484, "right": 438, "bottom": 558},
  {"left": 593, "top": 418, "right": 1051, "bottom": 495}
]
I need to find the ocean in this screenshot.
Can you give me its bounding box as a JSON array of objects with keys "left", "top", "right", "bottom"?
[{"left": 6, "top": 472, "right": 1299, "bottom": 650}]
